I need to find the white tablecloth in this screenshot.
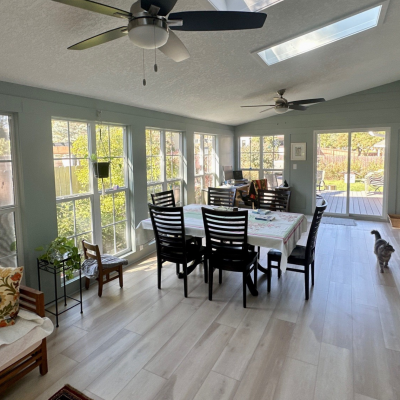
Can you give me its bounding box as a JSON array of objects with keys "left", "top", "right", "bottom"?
[{"left": 136, "top": 204, "right": 308, "bottom": 272}]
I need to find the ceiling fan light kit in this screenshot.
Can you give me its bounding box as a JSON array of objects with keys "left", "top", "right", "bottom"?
[{"left": 128, "top": 17, "right": 169, "bottom": 49}]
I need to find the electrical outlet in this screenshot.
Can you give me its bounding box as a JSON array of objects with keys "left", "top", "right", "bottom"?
[
  {"left": 140, "top": 245, "right": 143, "bottom": 251},
  {"left": 293, "top": 164, "right": 297, "bottom": 170}
]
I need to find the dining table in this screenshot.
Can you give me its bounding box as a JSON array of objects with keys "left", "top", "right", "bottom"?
[{"left": 136, "top": 204, "right": 308, "bottom": 295}]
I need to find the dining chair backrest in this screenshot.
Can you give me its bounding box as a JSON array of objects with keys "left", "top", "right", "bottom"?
[
  {"left": 202, "top": 207, "right": 249, "bottom": 261},
  {"left": 148, "top": 203, "right": 186, "bottom": 263},
  {"left": 258, "top": 190, "right": 291, "bottom": 212},
  {"left": 208, "top": 187, "right": 237, "bottom": 207},
  {"left": 151, "top": 190, "right": 176, "bottom": 207},
  {"left": 82, "top": 240, "right": 103, "bottom": 273},
  {"left": 305, "top": 199, "right": 327, "bottom": 262}
]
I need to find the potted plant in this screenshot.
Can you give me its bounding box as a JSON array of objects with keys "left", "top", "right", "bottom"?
[
  {"left": 36, "top": 237, "right": 81, "bottom": 280},
  {"left": 90, "top": 154, "right": 110, "bottom": 179}
]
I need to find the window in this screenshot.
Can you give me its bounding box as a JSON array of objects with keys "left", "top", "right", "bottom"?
[
  {"left": 239, "top": 136, "right": 260, "bottom": 181},
  {"left": 97, "top": 125, "right": 129, "bottom": 255},
  {"left": 52, "top": 120, "right": 130, "bottom": 257},
  {"left": 208, "top": 0, "right": 283, "bottom": 12},
  {"left": 257, "top": 5, "right": 383, "bottom": 65},
  {"left": 146, "top": 129, "right": 183, "bottom": 205},
  {"left": 0, "top": 114, "right": 18, "bottom": 268},
  {"left": 240, "top": 135, "right": 284, "bottom": 186},
  {"left": 194, "top": 134, "right": 216, "bottom": 204}
]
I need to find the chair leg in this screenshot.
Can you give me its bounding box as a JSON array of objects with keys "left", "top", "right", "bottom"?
[
  {"left": 304, "top": 264, "right": 310, "bottom": 300},
  {"left": 119, "top": 265, "right": 123, "bottom": 288},
  {"left": 85, "top": 277, "right": 90, "bottom": 290},
  {"left": 157, "top": 259, "right": 162, "bottom": 289},
  {"left": 183, "top": 263, "right": 188, "bottom": 298},
  {"left": 204, "top": 257, "right": 208, "bottom": 284},
  {"left": 267, "top": 259, "right": 272, "bottom": 293},
  {"left": 219, "top": 268, "right": 222, "bottom": 284},
  {"left": 98, "top": 276, "right": 103, "bottom": 297},
  {"left": 311, "top": 260, "right": 315, "bottom": 286},
  {"left": 209, "top": 263, "right": 213, "bottom": 301},
  {"left": 254, "top": 260, "right": 258, "bottom": 291},
  {"left": 243, "top": 272, "right": 247, "bottom": 308},
  {"left": 176, "top": 263, "right": 180, "bottom": 275},
  {"left": 39, "top": 339, "right": 48, "bottom": 375}
]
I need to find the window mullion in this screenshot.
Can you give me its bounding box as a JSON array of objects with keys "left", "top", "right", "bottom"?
[
  {"left": 161, "top": 130, "right": 166, "bottom": 191},
  {"left": 91, "top": 122, "right": 102, "bottom": 251}
]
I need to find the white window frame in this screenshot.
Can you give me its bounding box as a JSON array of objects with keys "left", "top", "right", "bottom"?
[
  {"left": 194, "top": 133, "right": 217, "bottom": 204},
  {"left": 0, "top": 113, "right": 22, "bottom": 268},
  {"left": 239, "top": 135, "right": 285, "bottom": 185},
  {"left": 53, "top": 119, "right": 131, "bottom": 260},
  {"left": 146, "top": 128, "right": 183, "bottom": 205}
]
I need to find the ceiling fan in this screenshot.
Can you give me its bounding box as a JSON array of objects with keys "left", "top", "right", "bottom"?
[
  {"left": 241, "top": 89, "right": 326, "bottom": 114},
  {"left": 52, "top": 0, "right": 267, "bottom": 63}
]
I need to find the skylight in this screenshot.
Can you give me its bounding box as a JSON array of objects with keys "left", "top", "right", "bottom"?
[
  {"left": 257, "top": 5, "right": 383, "bottom": 66},
  {"left": 208, "top": 0, "right": 283, "bottom": 12}
]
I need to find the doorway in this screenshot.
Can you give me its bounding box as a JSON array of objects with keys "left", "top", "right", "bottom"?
[{"left": 315, "top": 129, "right": 388, "bottom": 217}]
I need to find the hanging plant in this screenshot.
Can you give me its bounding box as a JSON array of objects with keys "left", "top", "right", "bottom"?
[{"left": 91, "top": 154, "right": 110, "bottom": 179}]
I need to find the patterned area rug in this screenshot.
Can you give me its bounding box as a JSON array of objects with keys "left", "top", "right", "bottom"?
[
  {"left": 48, "top": 385, "right": 93, "bottom": 400},
  {"left": 322, "top": 217, "right": 356, "bottom": 226}
]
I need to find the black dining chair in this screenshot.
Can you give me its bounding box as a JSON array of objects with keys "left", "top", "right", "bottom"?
[
  {"left": 255, "top": 190, "right": 291, "bottom": 285},
  {"left": 151, "top": 190, "right": 202, "bottom": 270},
  {"left": 151, "top": 190, "right": 175, "bottom": 207},
  {"left": 285, "top": 199, "right": 328, "bottom": 300},
  {"left": 149, "top": 203, "right": 206, "bottom": 297},
  {"left": 208, "top": 187, "right": 237, "bottom": 207},
  {"left": 202, "top": 207, "right": 258, "bottom": 308},
  {"left": 258, "top": 190, "right": 291, "bottom": 212}
]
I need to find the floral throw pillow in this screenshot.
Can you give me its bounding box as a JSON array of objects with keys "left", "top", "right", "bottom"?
[{"left": 0, "top": 266, "right": 24, "bottom": 328}]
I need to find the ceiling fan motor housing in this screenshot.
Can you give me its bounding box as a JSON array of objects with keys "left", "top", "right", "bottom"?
[
  {"left": 128, "top": 17, "right": 169, "bottom": 49},
  {"left": 275, "top": 98, "right": 289, "bottom": 113}
]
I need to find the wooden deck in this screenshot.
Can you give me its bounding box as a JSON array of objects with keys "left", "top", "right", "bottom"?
[{"left": 318, "top": 190, "right": 383, "bottom": 216}]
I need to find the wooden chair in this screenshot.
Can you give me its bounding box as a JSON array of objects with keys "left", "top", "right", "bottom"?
[
  {"left": 82, "top": 241, "right": 125, "bottom": 297},
  {"left": 208, "top": 187, "right": 237, "bottom": 207},
  {"left": 0, "top": 286, "right": 48, "bottom": 394},
  {"left": 258, "top": 190, "right": 291, "bottom": 212},
  {"left": 151, "top": 190, "right": 175, "bottom": 207},
  {"left": 286, "top": 200, "right": 328, "bottom": 300},
  {"left": 202, "top": 207, "right": 258, "bottom": 308},
  {"left": 149, "top": 204, "right": 206, "bottom": 297}
]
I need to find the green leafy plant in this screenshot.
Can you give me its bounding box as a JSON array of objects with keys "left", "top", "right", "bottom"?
[
  {"left": 35, "top": 237, "right": 81, "bottom": 280},
  {"left": 90, "top": 153, "right": 98, "bottom": 162}
]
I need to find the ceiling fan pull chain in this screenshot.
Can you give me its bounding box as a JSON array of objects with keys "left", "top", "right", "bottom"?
[
  {"left": 143, "top": 49, "right": 147, "bottom": 86},
  {"left": 154, "top": 23, "right": 158, "bottom": 72}
]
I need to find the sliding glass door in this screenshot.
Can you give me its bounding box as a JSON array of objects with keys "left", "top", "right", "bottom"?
[{"left": 315, "top": 130, "right": 387, "bottom": 217}]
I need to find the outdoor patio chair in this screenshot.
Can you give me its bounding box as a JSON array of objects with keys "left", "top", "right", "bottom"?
[
  {"left": 316, "top": 170, "right": 325, "bottom": 191},
  {"left": 363, "top": 170, "right": 384, "bottom": 194}
]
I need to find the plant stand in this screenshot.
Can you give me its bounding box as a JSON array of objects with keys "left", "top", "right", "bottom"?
[{"left": 37, "top": 258, "right": 83, "bottom": 327}]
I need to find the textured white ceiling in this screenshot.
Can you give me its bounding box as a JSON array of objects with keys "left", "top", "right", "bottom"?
[{"left": 0, "top": 0, "right": 400, "bottom": 125}]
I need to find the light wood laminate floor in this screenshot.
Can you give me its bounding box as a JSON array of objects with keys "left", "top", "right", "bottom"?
[{"left": 5, "top": 219, "right": 400, "bottom": 400}]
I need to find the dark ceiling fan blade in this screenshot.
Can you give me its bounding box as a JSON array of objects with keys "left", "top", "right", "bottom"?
[
  {"left": 288, "top": 105, "right": 307, "bottom": 111},
  {"left": 288, "top": 98, "right": 325, "bottom": 105},
  {"left": 68, "top": 27, "right": 128, "bottom": 50},
  {"left": 169, "top": 11, "right": 267, "bottom": 31},
  {"left": 158, "top": 30, "right": 190, "bottom": 62},
  {"left": 260, "top": 107, "right": 275, "bottom": 113},
  {"left": 52, "top": 0, "right": 131, "bottom": 18},
  {"left": 241, "top": 105, "right": 275, "bottom": 108},
  {"left": 141, "top": 0, "right": 178, "bottom": 15}
]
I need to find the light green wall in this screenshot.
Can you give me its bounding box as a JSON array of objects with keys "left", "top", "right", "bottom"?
[
  {"left": 235, "top": 81, "right": 400, "bottom": 216},
  {"left": 0, "top": 81, "right": 234, "bottom": 296}
]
